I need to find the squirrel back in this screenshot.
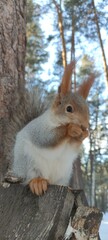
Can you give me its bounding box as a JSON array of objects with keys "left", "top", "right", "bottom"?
[{"left": 5, "top": 88, "right": 47, "bottom": 179}]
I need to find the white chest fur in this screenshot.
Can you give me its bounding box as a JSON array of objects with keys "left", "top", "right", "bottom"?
[{"left": 24, "top": 140, "right": 80, "bottom": 185}]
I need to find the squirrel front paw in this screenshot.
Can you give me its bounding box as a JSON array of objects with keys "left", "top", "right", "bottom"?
[
  {"left": 68, "top": 123, "right": 89, "bottom": 141},
  {"left": 29, "top": 177, "right": 49, "bottom": 196},
  {"left": 68, "top": 123, "right": 82, "bottom": 138}
]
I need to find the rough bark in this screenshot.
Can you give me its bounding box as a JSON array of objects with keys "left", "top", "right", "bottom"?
[
  {"left": 0, "top": 0, "right": 26, "bottom": 181},
  {"left": 70, "top": 158, "right": 83, "bottom": 190},
  {"left": 71, "top": 206, "right": 102, "bottom": 240},
  {"left": 0, "top": 184, "right": 102, "bottom": 240},
  {"left": 70, "top": 157, "right": 88, "bottom": 206},
  {"left": 0, "top": 184, "right": 74, "bottom": 240}
]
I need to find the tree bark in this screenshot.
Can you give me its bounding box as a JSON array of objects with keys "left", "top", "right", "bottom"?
[
  {"left": 53, "top": 0, "right": 67, "bottom": 68},
  {"left": 0, "top": 184, "right": 102, "bottom": 240},
  {"left": 0, "top": 0, "right": 26, "bottom": 181},
  {"left": 0, "top": 184, "right": 75, "bottom": 240},
  {"left": 71, "top": 6, "right": 76, "bottom": 91},
  {"left": 71, "top": 205, "right": 102, "bottom": 239},
  {"left": 91, "top": 0, "right": 108, "bottom": 86},
  {"left": 70, "top": 157, "right": 88, "bottom": 205}
]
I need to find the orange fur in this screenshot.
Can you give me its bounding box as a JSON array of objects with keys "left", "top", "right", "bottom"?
[
  {"left": 29, "top": 178, "right": 49, "bottom": 195},
  {"left": 52, "top": 61, "right": 93, "bottom": 147},
  {"left": 59, "top": 61, "right": 75, "bottom": 96},
  {"left": 78, "top": 74, "right": 95, "bottom": 99},
  {"left": 50, "top": 123, "right": 88, "bottom": 148},
  {"left": 67, "top": 123, "right": 89, "bottom": 142}
]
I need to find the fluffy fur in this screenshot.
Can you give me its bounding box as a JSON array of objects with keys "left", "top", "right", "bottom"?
[
  {"left": 13, "top": 109, "right": 80, "bottom": 185},
  {"left": 8, "top": 62, "right": 95, "bottom": 195},
  {"left": 5, "top": 89, "right": 47, "bottom": 171}
]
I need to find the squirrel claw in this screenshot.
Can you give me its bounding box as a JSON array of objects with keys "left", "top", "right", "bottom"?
[{"left": 29, "top": 177, "right": 48, "bottom": 196}]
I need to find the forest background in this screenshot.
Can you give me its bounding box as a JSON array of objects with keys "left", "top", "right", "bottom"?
[{"left": 25, "top": 0, "right": 108, "bottom": 212}]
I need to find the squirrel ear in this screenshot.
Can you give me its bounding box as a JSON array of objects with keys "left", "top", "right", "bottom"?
[
  {"left": 58, "top": 61, "right": 75, "bottom": 96},
  {"left": 78, "top": 74, "right": 95, "bottom": 99}
]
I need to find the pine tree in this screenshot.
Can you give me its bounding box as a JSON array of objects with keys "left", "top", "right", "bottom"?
[{"left": 47, "top": 0, "right": 108, "bottom": 87}]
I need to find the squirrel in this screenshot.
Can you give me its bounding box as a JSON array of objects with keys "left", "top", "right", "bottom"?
[{"left": 7, "top": 62, "right": 95, "bottom": 196}]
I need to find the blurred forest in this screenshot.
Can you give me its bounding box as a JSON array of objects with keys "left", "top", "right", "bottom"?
[{"left": 26, "top": 0, "right": 108, "bottom": 212}]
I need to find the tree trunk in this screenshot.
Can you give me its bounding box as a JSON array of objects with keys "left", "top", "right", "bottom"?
[
  {"left": 90, "top": 152, "right": 96, "bottom": 207},
  {"left": 0, "top": 0, "right": 26, "bottom": 181},
  {"left": 91, "top": 0, "right": 108, "bottom": 86},
  {"left": 53, "top": 0, "right": 67, "bottom": 67},
  {"left": 0, "top": 184, "right": 102, "bottom": 240},
  {"left": 70, "top": 157, "right": 88, "bottom": 205},
  {"left": 71, "top": 6, "right": 76, "bottom": 91}
]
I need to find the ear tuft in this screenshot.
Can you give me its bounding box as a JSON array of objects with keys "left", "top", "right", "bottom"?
[
  {"left": 58, "top": 61, "right": 75, "bottom": 96},
  {"left": 78, "top": 74, "right": 95, "bottom": 99}
]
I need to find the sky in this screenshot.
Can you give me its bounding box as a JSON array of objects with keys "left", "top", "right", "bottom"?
[{"left": 99, "top": 212, "right": 108, "bottom": 240}]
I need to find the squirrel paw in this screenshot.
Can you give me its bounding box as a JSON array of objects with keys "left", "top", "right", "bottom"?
[
  {"left": 68, "top": 124, "right": 83, "bottom": 138},
  {"left": 68, "top": 124, "right": 89, "bottom": 141},
  {"left": 29, "top": 177, "right": 49, "bottom": 196}
]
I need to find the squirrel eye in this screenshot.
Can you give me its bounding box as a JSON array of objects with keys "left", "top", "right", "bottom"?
[{"left": 66, "top": 105, "right": 73, "bottom": 113}]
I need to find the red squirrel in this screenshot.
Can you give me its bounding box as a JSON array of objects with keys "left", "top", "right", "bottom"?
[{"left": 12, "top": 62, "right": 94, "bottom": 195}]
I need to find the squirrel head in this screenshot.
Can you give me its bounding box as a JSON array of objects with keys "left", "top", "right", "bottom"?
[{"left": 52, "top": 62, "right": 95, "bottom": 129}]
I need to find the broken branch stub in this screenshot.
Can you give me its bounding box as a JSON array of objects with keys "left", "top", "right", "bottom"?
[{"left": 71, "top": 206, "right": 103, "bottom": 240}]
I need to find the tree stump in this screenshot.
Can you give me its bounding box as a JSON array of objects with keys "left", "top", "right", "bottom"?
[{"left": 0, "top": 183, "right": 102, "bottom": 240}]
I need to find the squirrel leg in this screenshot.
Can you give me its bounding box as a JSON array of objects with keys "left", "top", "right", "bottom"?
[{"left": 29, "top": 177, "right": 49, "bottom": 196}]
